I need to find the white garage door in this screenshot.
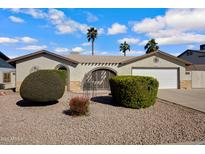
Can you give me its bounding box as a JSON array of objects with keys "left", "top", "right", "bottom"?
[{"left": 132, "top": 68, "right": 178, "bottom": 89}]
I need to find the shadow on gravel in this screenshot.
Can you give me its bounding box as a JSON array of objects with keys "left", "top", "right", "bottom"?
[
  {"left": 62, "top": 109, "right": 89, "bottom": 117},
  {"left": 16, "top": 100, "right": 58, "bottom": 107},
  {"left": 91, "top": 96, "right": 119, "bottom": 107},
  {"left": 62, "top": 109, "right": 73, "bottom": 116}
]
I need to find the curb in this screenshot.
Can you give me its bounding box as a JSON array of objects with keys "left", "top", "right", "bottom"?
[{"left": 157, "top": 97, "right": 205, "bottom": 114}]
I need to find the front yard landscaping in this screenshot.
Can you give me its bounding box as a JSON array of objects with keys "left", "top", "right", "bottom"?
[{"left": 0, "top": 92, "right": 205, "bottom": 144}]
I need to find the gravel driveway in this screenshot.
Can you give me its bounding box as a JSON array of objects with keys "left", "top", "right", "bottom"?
[{"left": 0, "top": 92, "right": 205, "bottom": 145}]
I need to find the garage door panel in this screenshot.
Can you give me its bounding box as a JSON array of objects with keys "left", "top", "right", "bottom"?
[
  {"left": 132, "top": 68, "right": 178, "bottom": 89},
  {"left": 192, "top": 71, "right": 205, "bottom": 88}
]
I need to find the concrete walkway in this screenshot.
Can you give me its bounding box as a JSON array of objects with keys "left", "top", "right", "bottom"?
[{"left": 158, "top": 89, "right": 205, "bottom": 113}]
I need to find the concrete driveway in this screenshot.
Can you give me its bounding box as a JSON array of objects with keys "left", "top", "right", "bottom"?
[{"left": 158, "top": 89, "right": 205, "bottom": 113}]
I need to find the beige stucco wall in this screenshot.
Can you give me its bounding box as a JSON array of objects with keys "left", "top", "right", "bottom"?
[
  {"left": 15, "top": 54, "right": 120, "bottom": 91},
  {"left": 118, "top": 55, "right": 188, "bottom": 79},
  {"left": 16, "top": 54, "right": 77, "bottom": 91},
  {"left": 15, "top": 53, "right": 191, "bottom": 92},
  {"left": 118, "top": 55, "right": 191, "bottom": 89},
  {"left": 0, "top": 70, "right": 16, "bottom": 89}
]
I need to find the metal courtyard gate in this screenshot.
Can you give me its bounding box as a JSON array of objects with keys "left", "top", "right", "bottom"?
[{"left": 83, "top": 69, "right": 116, "bottom": 96}]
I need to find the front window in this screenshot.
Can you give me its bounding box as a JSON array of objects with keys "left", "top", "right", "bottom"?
[{"left": 3, "top": 73, "right": 11, "bottom": 83}]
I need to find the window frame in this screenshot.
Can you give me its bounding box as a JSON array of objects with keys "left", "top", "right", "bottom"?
[{"left": 3, "top": 72, "right": 11, "bottom": 83}]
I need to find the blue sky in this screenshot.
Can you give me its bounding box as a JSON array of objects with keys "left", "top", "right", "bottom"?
[{"left": 0, "top": 8, "right": 205, "bottom": 58}]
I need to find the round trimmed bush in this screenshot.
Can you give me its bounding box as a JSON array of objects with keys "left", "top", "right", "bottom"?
[
  {"left": 109, "top": 76, "right": 159, "bottom": 109},
  {"left": 20, "top": 70, "right": 65, "bottom": 102}
]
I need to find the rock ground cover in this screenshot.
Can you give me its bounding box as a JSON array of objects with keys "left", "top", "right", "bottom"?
[{"left": 0, "top": 92, "right": 205, "bottom": 144}]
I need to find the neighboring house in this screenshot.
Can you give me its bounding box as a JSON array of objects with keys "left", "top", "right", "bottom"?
[
  {"left": 8, "top": 50, "right": 192, "bottom": 92},
  {"left": 178, "top": 44, "right": 205, "bottom": 88},
  {"left": 178, "top": 44, "right": 205, "bottom": 64},
  {"left": 0, "top": 51, "right": 15, "bottom": 89}
]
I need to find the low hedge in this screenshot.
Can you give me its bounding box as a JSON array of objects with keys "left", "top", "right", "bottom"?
[
  {"left": 109, "top": 76, "right": 159, "bottom": 109},
  {"left": 20, "top": 70, "right": 65, "bottom": 102}
]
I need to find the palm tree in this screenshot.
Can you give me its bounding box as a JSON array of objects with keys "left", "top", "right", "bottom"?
[
  {"left": 87, "top": 27, "right": 98, "bottom": 56},
  {"left": 144, "top": 39, "right": 159, "bottom": 54},
  {"left": 120, "top": 41, "right": 130, "bottom": 56}
]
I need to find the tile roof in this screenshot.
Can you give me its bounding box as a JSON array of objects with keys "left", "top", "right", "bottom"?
[
  {"left": 8, "top": 50, "right": 79, "bottom": 64},
  {"left": 120, "top": 50, "right": 192, "bottom": 65},
  {"left": 178, "top": 49, "right": 205, "bottom": 57},
  {"left": 0, "top": 51, "right": 10, "bottom": 61},
  {"left": 7, "top": 50, "right": 191, "bottom": 66},
  {"left": 0, "top": 58, "right": 14, "bottom": 69},
  {"left": 187, "top": 64, "right": 205, "bottom": 71},
  {"left": 67, "top": 54, "right": 134, "bottom": 64}
]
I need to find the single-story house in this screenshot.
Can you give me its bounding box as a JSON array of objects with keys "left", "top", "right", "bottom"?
[
  {"left": 8, "top": 50, "right": 192, "bottom": 92},
  {"left": 0, "top": 51, "right": 15, "bottom": 89},
  {"left": 178, "top": 44, "right": 205, "bottom": 88}
]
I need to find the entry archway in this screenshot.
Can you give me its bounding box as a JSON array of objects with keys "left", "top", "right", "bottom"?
[{"left": 82, "top": 67, "right": 117, "bottom": 91}]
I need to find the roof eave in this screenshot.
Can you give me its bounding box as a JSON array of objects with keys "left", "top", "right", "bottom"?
[
  {"left": 7, "top": 50, "right": 79, "bottom": 64},
  {"left": 119, "top": 51, "right": 192, "bottom": 66}
]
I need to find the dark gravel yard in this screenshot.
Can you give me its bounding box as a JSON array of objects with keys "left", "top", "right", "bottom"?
[{"left": 0, "top": 92, "right": 205, "bottom": 144}]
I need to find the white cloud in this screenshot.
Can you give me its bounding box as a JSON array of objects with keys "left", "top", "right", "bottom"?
[
  {"left": 187, "top": 44, "right": 195, "bottom": 49},
  {"left": 9, "top": 16, "right": 24, "bottom": 23},
  {"left": 107, "top": 23, "right": 127, "bottom": 35},
  {"left": 48, "top": 9, "right": 89, "bottom": 34},
  {"left": 10, "top": 8, "right": 47, "bottom": 19},
  {"left": 132, "top": 9, "right": 205, "bottom": 33},
  {"left": 54, "top": 47, "right": 70, "bottom": 53},
  {"left": 0, "top": 36, "right": 37, "bottom": 44},
  {"left": 20, "top": 37, "right": 38, "bottom": 43},
  {"left": 164, "top": 9, "right": 205, "bottom": 31},
  {"left": 85, "top": 12, "right": 98, "bottom": 22},
  {"left": 118, "top": 37, "right": 140, "bottom": 44},
  {"left": 98, "top": 28, "right": 104, "bottom": 35},
  {"left": 48, "top": 8, "right": 64, "bottom": 24},
  {"left": 0, "top": 37, "right": 19, "bottom": 43},
  {"left": 132, "top": 16, "right": 165, "bottom": 33},
  {"left": 133, "top": 9, "right": 205, "bottom": 46},
  {"left": 71, "top": 47, "right": 84, "bottom": 52},
  {"left": 140, "top": 32, "right": 205, "bottom": 45},
  {"left": 56, "top": 24, "right": 74, "bottom": 34},
  {"left": 147, "top": 29, "right": 180, "bottom": 38},
  {"left": 81, "top": 42, "right": 90, "bottom": 46},
  {"left": 17, "top": 45, "right": 47, "bottom": 51},
  {"left": 8, "top": 8, "right": 103, "bottom": 36},
  {"left": 126, "top": 50, "right": 145, "bottom": 55}
]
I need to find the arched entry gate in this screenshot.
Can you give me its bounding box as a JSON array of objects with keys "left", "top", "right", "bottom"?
[{"left": 82, "top": 68, "right": 116, "bottom": 92}]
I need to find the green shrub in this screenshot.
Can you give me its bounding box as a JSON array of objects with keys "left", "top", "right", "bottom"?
[
  {"left": 56, "top": 70, "right": 67, "bottom": 85},
  {"left": 69, "top": 96, "right": 90, "bottom": 116},
  {"left": 20, "top": 70, "right": 65, "bottom": 102},
  {"left": 109, "top": 76, "right": 159, "bottom": 109}
]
